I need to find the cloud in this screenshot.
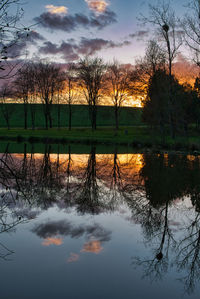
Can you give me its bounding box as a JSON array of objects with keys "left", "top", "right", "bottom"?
[
  {"left": 45, "top": 5, "right": 68, "bottom": 15},
  {"left": 39, "top": 38, "right": 131, "bottom": 61},
  {"left": 34, "top": 9, "right": 117, "bottom": 32},
  {"left": 39, "top": 41, "right": 79, "bottom": 61},
  {"left": 77, "top": 37, "right": 118, "bottom": 55},
  {"left": 129, "top": 30, "right": 149, "bottom": 41},
  {"left": 5, "top": 30, "right": 45, "bottom": 58},
  {"left": 90, "top": 10, "right": 117, "bottom": 29},
  {"left": 85, "top": 0, "right": 109, "bottom": 13}
]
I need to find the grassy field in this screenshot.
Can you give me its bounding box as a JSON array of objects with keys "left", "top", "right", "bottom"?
[{"left": 0, "top": 104, "right": 142, "bottom": 128}]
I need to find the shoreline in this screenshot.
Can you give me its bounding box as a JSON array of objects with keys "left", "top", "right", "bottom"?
[{"left": 0, "top": 127, "right": 200, "bottom": 154}]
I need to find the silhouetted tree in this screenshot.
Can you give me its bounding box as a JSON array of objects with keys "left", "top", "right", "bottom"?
[
  {"left": 141, "top": 0, "right": 183, "bottom": 137},
  {"left": 182, "top": 0, "right": 200, "bottom": 65},
  {"left": 107, "top": 61, "right": 130, "bottom": 130},
  {"left": 143, "top": 69, "right": 194, "bottom": 136},
  {"left": 0, "top": 83, "right": 14, "bottom": 129},
  {"left": 34, "top": 61, "right": 64, "bottom": 130},
  {"left": 0, "top": 0, "right": 31, "bottom": 79},
  {"left": 14, "top": 64, "right": 32, "bottom": 129},
  {"left": 65, "top": 63, "right": 78, "bottom": 130},
  {"left": 77, "top": 57, "right": 106, "bottom": 131},
  {"left": 134, "top": 40, "right": 166, "bottom": 91}
]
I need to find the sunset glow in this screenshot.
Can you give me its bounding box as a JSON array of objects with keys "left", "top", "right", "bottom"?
[
  {"left": 85, "top": 0, "right": 109, "bottom": 13},
  {"left": 45, "top": 5, "right": 68, "bottom": 15}
]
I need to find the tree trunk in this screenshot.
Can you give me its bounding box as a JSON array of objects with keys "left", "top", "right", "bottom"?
[
  {"left": 48, "top": 105, "right": 53, "bottom": 128},
  {"left": 45, "top": 108, "right": 48, "bottom": 130},
  {"left": 24, "top": 102, "right": 28, "bottom": 130},
  {"left": 115, "top": 105, "right": 119, "bottom": 131},
  {"left": 69, "top": 103, "right": 72, "bottom": 131},
  {"left": 57, "top": 104, "right": 61, "bottom": 129},
  {"left": 31, "top": 105, "right": 35, "bottom": 130},
  {"left": 92, "top": 105, "right": 97, "bottom": 131}
]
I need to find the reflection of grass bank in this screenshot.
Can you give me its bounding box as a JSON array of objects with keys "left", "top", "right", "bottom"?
[{"left": 0, "top": 127, "right": 200, "bottom": 152}]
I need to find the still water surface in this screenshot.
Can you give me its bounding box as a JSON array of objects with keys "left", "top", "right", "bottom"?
[{"left": 0, "top": 144, "right": 200, "bottom": 298}]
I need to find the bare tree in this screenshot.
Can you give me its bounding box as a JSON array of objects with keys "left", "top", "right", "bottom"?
[
  {"left": 182, "top": 0, "right": 200, "bottom": 66},
  {"left": 64, "top": 63, "right": 78, "bottom": 131},
  {"left": 54, "top": 72, "right": 65, "bottom": 130},
  {"left": 132, "top": 40, "right": 166, "bottom": 107},
  {"left": 0, "top": 83, "right": 14, "bottom": 129},
  {"left": 106, "top": 61, "right": 130, "bottom": 130},
  {"left": 0, "top": 0, "right": 31, "bottom": 79},
  {"left": 77, "top": 57, "right": 106, "bottom": 131},
  {"left": 14, "top": 63, "right": 32, "bottom": 129},
  {"left": 33, "top": 61, "right": 65, "bottom": 130},
  {"left": 135, "top": 40, "right": 166, "bottom": 82}
]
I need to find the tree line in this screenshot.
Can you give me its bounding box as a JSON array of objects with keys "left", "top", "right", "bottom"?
[{"left": 0, "top": 58, "right": 134, "bottom": 131}]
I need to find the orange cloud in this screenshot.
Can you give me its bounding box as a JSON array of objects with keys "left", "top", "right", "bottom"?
[
  {"left": 67, "top": 253, "right": 80, "bottom": 263},
  {"left": 81, "top": 240, "right": 103, "bottom": 254},
  {"left": 45, "top": 5, "right": 68, "bottom": 15},
  {"left": 42, "top": 237, "right": 63, "bottom": 246},
  {"left": 85, "top": 0, "right": 109, "bottom": 13}
]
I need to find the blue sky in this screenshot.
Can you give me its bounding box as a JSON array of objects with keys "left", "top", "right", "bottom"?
[{"left": 18, "top": 0, "right": 187, "bottom": 64}]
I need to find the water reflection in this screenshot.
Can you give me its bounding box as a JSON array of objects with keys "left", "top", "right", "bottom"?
[{"left": 0, "top": 144, "right": 200, "bottom": 297}]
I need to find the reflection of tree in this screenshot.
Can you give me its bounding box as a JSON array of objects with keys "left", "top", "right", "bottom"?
[
  {"left": 110, "top": 149, "right": 123, "bottom": 196},
  {"left": 133, "top": 200, "right": 175, "bottom": 282},
  {"left": 75, "top": 147, "right": 101, "bottom": 214},
  {"left": 131, "top": 153, "right": 200, "bottom": 291},
  {"left": 176, "top": 213, "right": 200, "bottom": 294},
  {"left": 2, "top": 143, "right": 200, "bottom": 292},
  {"left": 64, "top": 145, "right": 73, "bottom": 202},
  {"left": 37, "top": 145, "right": 65, "bottom": 207},
  {"left": 0, "top": 152, "right": 27, "bottom": 260}
]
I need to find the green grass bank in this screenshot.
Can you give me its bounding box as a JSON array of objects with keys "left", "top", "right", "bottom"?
[{"left": 0, "top": 126, "right": 200, "bottom": 153}]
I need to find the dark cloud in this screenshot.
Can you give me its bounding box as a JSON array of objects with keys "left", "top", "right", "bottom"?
[
  {"left": 34, "top": 9, "right": 117, "bottom": 32},
  {"left": 25, "top": 31, "right": 45, "bottom": 42},
  {"left": 77, "top": 38, "right": 131, "bottom": 55},
  {"left": 129, "top": 30, "right": 149, "bottom": 40},
  {"left": 32, "top": 220, "right": 111, "bottom": 242},
  {"left": 39, "top": 41, "right": 79, "bottom": 61},
  {"left": 39, "top": 38, "right": 131, "bottom": 61},
  {"left": 5, "top": 31, "right": 45, "bottom": 59}
]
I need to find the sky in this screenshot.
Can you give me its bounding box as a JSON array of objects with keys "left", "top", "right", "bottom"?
[{"left": 15, "top": 0, "right": 188, "bottom": 65}]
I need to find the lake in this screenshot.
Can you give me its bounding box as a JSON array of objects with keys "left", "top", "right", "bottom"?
[{"left": 0, "top": 143, "right": 200, "bottom": 299}]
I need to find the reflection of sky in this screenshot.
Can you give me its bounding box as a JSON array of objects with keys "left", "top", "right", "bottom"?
[
  {"left": 19, "top": 0, "right": 187, "bottom": 63},
  {"left": 1, "top": 151, "right": 200, "bottom": 297},
  {"left": 1, "top": 199, "right": 200, "bottom": 299}
]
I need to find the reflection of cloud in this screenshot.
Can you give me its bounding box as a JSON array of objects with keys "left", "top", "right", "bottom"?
[
  {"left": 67, "top": 253, "right": 80, "bottom": 263},
  {"left": 32, "top": 220, "right": 72, "bottom": 238},
  {"left": 45, "top": 5, "right": 68, "bottom": 15},
  {"left": 42, "top": 237, "right": 63, "bottom": 246},
  {"left": 85, "top": 0, "right": 109, "bottom": 13},
  {"left": 32, "top": 220, "right": 111, "bottom": 242},
  {"left": 81, "top": 240, "right": 103, "bottom": 254}
]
